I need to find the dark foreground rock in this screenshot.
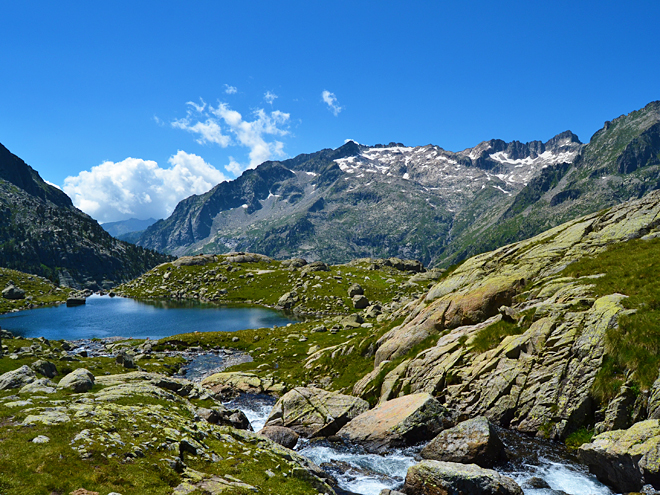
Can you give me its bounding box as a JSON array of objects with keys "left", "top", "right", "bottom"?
[
  {"left": 578, "top": 419, "right": 660, "bottom": 493},
  {"left": 264, "top": 387, "right": 369, "bottom": 438},
  {"left": 421, "top": 416, "right": 506, "bottom": 468},
  {"left": 337, "top": 392, "right": 452, "bottom": 453},
  {"left": 404, "top": 460, "right": 523, "bottom": 495},
  {"left": 258, "top": 425, "right": 300, "bottom": 449}
]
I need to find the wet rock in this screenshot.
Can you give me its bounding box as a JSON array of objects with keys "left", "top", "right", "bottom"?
[
  {"left": 348, "top": 283, "right": 364, "bottom": 297},
  {"left": 31, "top": 359, "right": 58, "bottom": 378},
  {"left": 258, "top": 425, "right": 299, "bottom": 449},
  {"left": 379, "top": 490, "right": 405, "bottom": 495},
  {"left": 578, "top": 419, "right": 660, "bottom": 492},
  {"left": 0, "top": 365, "right": 37, "bottom": 390},
  {"left": 521, "top": 477, "right": 551, "bottom": 489},
  {"left": 2, "top": 284, "right": 25, "bottom": 300},
  {"left": 200, "top": 371, "right": 286, "bottom": 399},
  {"left": 421, "top": 416, "right": 506, "bottom": 468},
  {"left": 404, "top": 460, "right": 523, "bottom": 495},
  {"left": 196, "top": 406, "right": 252, "bottom": 430},
  {"left": 57, "top": 368, "right": 95, "bottom": 393},
  {"left": 337, "top": 393, "right": 452, "bottom": 453},
  {"left": 265, "top": 387, "right": 369, "bottom": 438}
]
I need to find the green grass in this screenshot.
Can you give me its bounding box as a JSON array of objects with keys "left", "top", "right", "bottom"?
[
  {"left": 0, "top": 267, "right": 70, "bottom": 315},
  {"left": 565, "top": 427, "right": 594, "bottom": 450},
  {"left": 469, "top": 309, "right": 535, "bottom": 355},
  {"left": 561, "top": 236, "right": 660, "bottom": 396}
]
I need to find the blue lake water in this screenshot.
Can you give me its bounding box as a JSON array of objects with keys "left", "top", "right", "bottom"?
[{"left": 0, "top": 295, "right": 295, "bottom": 340}]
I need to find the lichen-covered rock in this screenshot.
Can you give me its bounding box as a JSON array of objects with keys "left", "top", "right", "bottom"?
[
  {"left": 196, "top": 406, "right": 251, "bottom": 430},
  {"left": 421, "top": 416, "right": 506, "bottom": 468},
  {"left": 264, "top": 387, "right": 369, "bottom": 438},
  {"left": 97, "top": 371, "right": 210, "bottom": 399},
  {"left": 20, "top": 377, "right": 57, "bottom": 394},
  {"left": 0, "top": 365, "right": 37, "bottom": 390},
  {"left": 348, "top": 283, "right": 364, "bottom": 297},
  {"left": 337, "top": 393, "right": 452, "bottom": 453},
  {"left": 200, "top": 371, "right": 286, "bottom": 398},
  {"left": 31, "top": 359, "right": 58, "bottom": 378},
  {"left": 57, "top": 368, "right": 95, "bottom": 393},
  {"left": 579, "top": 419, "right": 660, "bottom": 492},
  {"left": 258, "top": 425, "right": 300, "bottom": 449},
  {"left": 404, "top": 460, "right": 523, "bottom": 495}
]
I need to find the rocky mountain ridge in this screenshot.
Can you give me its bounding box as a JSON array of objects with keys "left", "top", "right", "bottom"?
[
  {"left": 137, "top": 101, "right": 660, "bottom": 269},
  {"left": 0, "top": 143, "right": 171, "bottom": 288}
]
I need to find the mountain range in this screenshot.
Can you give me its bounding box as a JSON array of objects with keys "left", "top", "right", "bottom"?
[
  {"left": 136, "top": 101, "right": 660, "bottom": 268},
  {"left": 0, "top": 144, "right": 171, "bottom": 289}
]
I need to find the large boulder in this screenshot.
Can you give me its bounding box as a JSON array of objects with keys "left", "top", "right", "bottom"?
[
  {"left": 57, "top": 368, "right": 95, "bottom": 393},
  {"left": 2, "top": 285, "right": 25, "bottom": 300},
  {"left": 578, "top": 419, "right": 660, "bottom": 492},
  {"left": 421, "top": 416, "right": 506, "bottom": 468},
  {"left": 31, "top": 359, "right": 58, "bottom": 379},
  {"left": 0, "top": 365, "right": 37, "bottom": 390},
  {"left": 348, "top": 283, "right": 364, "bottom": 297},
  {"left": 264, "top": 387, "right": 369, "bottom": 438},
  {"left": 404, "top": 460, "right": 523, "bottom": 495},
  {"left": 276, "top": 291, "right": 299, "bottom": 310},
  {"left": 337, "top": 393, "right": 452, "bottom": 453},
  {"left": 258, "top": 426, "right": 299, "bottom": 449},
  {"left": 200, "top": 371, "right": 286, "bottom": 398}
]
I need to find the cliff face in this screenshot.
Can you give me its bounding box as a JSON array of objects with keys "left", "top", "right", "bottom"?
[
  {"left": 351, "top": 189, "right": 660, "bottom": 440},
  {"left": 0, "top": 143, "right": 171, "bottom": 288}
]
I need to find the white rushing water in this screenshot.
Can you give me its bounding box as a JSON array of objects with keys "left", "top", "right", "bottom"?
[{"left": 225, "top": 393, "right": 617, "bottom": 495}]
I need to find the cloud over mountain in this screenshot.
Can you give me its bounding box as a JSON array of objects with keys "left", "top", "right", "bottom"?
[{"left": 63, "top": 151, "right": 227, "bottom": 223}]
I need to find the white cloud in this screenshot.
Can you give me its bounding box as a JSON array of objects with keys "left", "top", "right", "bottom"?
[
  {"left": 264, "top": 91, "right": 278, "bottom": 105},
  {"left": 322, "top": 90, "right": 342, "bottom": 116},
  {"left": 171, "top": 99, "right": 290, "bottom": 175},
  {"left": 224, "top": 85, "right": 237, "bottom": 94},
  {"left": 62, "top": 151, "right": 228, "bottom": 223}
]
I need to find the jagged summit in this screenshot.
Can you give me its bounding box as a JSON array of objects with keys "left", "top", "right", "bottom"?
[{"left": 136, "top": 101, "right": 660, "bottom": 269}]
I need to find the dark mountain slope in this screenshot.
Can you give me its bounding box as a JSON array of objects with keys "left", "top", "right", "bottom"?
[{"left": 0, "top": 144, "right": 171, "bottom": 289}]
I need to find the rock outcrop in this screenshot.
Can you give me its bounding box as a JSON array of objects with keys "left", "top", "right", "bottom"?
[
  {"left": 264, "top": 387, "right": 369, "bottom": 438},
  {"left": 336, "top": 393, "right": 451, "bottom": 453},
  {"left": 420, "top": 416, "right": 506, "bottom": 468},
  {"left": 404, "top": 460, "right": 523, "bottom": 495},
  {"left": 57, "top": 368, "right": 95, "bottom": 393},
  {"left": 579, "top": 419, "right": 660, "bottom": 492},
  {"left": 200, "top": 371, "right": 286, "bottom": 398},
  {"left": 356, "top": 190, "right": 660, "bottom": 439},
  {"left": 0, "top": 365, "right": 37, "bottom": 390}
]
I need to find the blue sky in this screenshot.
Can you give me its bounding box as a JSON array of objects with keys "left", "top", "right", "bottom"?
[{"left": 0, "top": 1, "right": 658, "bottom": 222}]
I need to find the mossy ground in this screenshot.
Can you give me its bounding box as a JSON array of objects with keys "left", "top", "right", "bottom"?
[
  {"left": 0, "top": 267, "right": 70, "bottom": 315},
  {"left": 0, "top": 255, "right": 430, "bottom": 494},
  {"left": 561, "top": 236, "right": 660, "bottom": 397}
]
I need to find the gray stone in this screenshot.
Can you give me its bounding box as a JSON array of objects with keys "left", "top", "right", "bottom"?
[
  {"left": 337, "top": 393, "right": 452, "bottom": 454},
  {"left": 0, "top": 365, "right": 37, "bottom": 390},
  {"left": 404, "top": 460, "right": 523, "bottom": 495},
  {"left": 276, "top": 291, "right": 298, "bottom": 310},
  {"left": 116, "top": 350, "right": 136, "bottom": 369},
  {"left": 353, "top": 295, "right": 369, "bottom": 309},
  {"left": 578, "top": 419, "right": 660, "bottom": 493},
  {"left": 421, "top": 416, "right": 506, "bottom": 468},
  {"left": 57, "top": 368, "right": 95, "bottom": 393},
  {"left": 265, "top": 386, "right": 369, "bottom": 438},
  {"left": 20, "top": 378, "right": 57, "bottom": 394},
  {"left": 31, "top": 359, "right": 58, "bottom": 378},
  {"left": 32, "top": 435, "right": 50, "bottom": 444},
  {"left": 258, "top": 426, "right": 300, "bottom": 449},
  {"left": 341, "top": 314, "right": 364, "bottom": 328},
  {"left": 2, "top": 285, "right": 25, "bottom": 300},
  {"left": 196, "top": 406, "right": 252, "bottom": 430},
  {"left": 348, "top": 283, "right": 364, "bottom": 297}
]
